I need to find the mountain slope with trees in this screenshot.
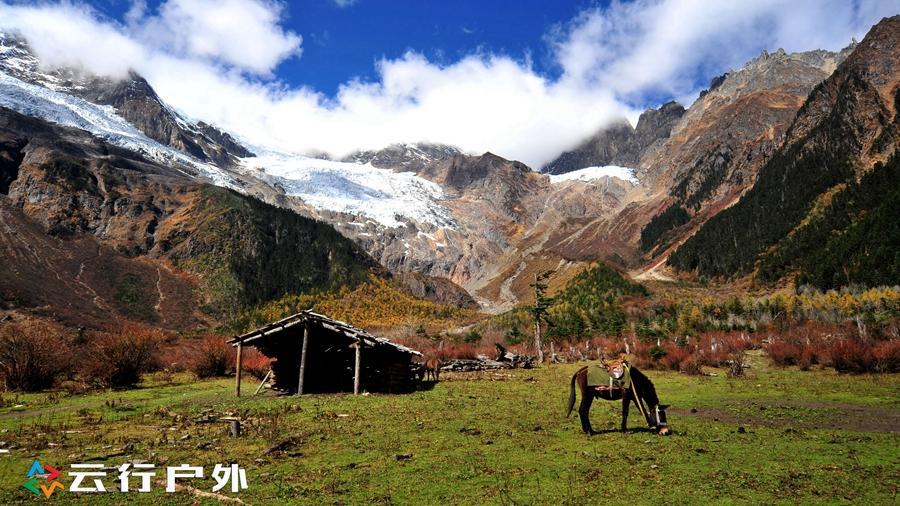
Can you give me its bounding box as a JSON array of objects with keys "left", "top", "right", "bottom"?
[{"left": 668, "top": 16, "right": 900, "bottom": 288}]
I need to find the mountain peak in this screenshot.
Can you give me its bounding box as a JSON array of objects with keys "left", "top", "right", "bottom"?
[
  {"left": 343, "top": 142, "right": 463, "bottom": 172},
  {"left": 542, "top": 101, "right": 684, "bottom": 175}
]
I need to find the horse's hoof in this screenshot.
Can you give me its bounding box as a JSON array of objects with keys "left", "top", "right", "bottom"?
[{"left": 658, "top": 427, "right": 671, "bottom": 436}]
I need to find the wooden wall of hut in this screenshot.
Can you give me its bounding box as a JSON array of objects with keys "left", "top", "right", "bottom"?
[{"left": 251, "top": 324, "right": 417, "bottom": 394}]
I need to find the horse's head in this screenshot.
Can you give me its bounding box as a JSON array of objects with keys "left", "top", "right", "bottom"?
[{"left": 654, "top": 404, "right": 671, "bottom": 435}]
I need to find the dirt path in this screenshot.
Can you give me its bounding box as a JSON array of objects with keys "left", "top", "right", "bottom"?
[{"left": 670, "top": 401, "right": 900, "bottom": 433}]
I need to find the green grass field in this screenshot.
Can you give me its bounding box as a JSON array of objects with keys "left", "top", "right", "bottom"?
[{"left": 0, "top": 351, "right": 897, "bottom": 504}]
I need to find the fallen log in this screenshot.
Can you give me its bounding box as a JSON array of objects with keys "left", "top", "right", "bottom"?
[
  {"left": 495, "top": 343, "right": 535, "bottom": 368},
  {"left": 441, "top": 351, "right": 534, "bottom": 372}
]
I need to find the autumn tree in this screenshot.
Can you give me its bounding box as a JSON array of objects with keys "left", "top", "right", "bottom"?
[{"left": 530, "top": 270, "right": 553, "bottom": 363}]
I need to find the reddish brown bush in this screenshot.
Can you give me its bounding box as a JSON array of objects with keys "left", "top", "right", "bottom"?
[
  {"left": 629, "top": 340, "right": 705, "bottom": 374},
  {"left": 829, "top": 339, "right": 878, "bottom": 373},
  {"left": 679, "top": 354, "right": 704, "bottom": 375},
  {"left": 242, "top": 348, "right": 272, "bottom": 380},
  {"left": 424, "top": 343, "right": 481, "bottom": 361},
  {"left": 158, "top": 340, "right": 193, "bottom": 373},
  {"left": 797, "top": 347, "right": 819, "bottom": 371},
  {"left": 80, "top": 325, "right": 165, "bottom": 388},
  {"left": 765, "top": 340, "right": 803, "bottom": 366},
  {"left": 629, "top": 341, "right": 655, "bottom": 369},
  {"left": 871, "top": 340, "right": 900, "bottom": 372},
  {"left": 190, "top": 335, "right": 235, "bottom": 379},
  {"left": 659, "top": 345, "right": 691, "bottom": 371},
  {"left": 0, "top": 320, "right": 73, "bottom": 391}
]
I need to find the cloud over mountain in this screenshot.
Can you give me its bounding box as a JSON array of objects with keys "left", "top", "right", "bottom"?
[{"left": 0, "top": 0, "right": 895, "bottom": 167}]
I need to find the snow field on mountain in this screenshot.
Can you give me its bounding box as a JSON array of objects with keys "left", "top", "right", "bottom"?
[
  {"left": 241, "top": 153, "right": 455, "bottom": 228},
  {"left": 0, "top": 69, "right": 239, "bottom": 189},
  {"left": 547, "top": 165, "right": 639, "bottom": 185}
]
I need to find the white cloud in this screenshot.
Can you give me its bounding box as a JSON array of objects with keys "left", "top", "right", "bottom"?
[
  {"left": 138, "top": 0, "right": 301, "bottom": 74},
  {"left": 0, "top": 0, "right": 896, "bottom": 168},
  {"left": 332, "top": 0, "right": 358, "bottom": 8},
  {"left": 551, "top": 0, "right": 894, "bottom": 102}
]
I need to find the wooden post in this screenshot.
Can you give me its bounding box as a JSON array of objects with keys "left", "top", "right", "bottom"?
[
  {"left": 229, "top": 419, "right": 242, "bottom": 438},
  {"left": 235, "top": 342, "right": 243, "bottom": 397},
  {"left": 353, "top": 342, "right": 362, "bottom": 395},
  {"left": 297, "top": 324, "right": 309, "bottom": 395}
]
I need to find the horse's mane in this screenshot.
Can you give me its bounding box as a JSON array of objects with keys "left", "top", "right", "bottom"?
[{"left": 629, "top": 366, "right": 660, "bottom": 407}]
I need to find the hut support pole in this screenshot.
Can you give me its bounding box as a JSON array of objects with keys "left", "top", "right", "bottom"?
[
  {"left": 297, "top": 324, "right": 309, "bottom": 395},
  {"left": 235, "top": 342, "right": 243, "bottom": 397},
  {"left": 354, "top": 343, "right": 362, "bottom": 395},
  {"left": 254, "top": 369, "right": 272, "bottom": 396}
]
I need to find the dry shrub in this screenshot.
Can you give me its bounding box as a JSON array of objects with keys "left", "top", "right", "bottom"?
[
  {"left": 0, "top": 319, "right": 73, "bottom": 391},
  {"left": 659, "top": 345, "right": 691, "bottom": 371},
  {"left": 829, "top": 340, "right": 877, "bottom": 373},
  {"left": 797, "top": 347, "right": 819, "bottom": 371},
  {"left": 80, "top": 324, "right": 165, "bottom": 388},
  {"left": 242, "top": 348, "right": 273, "bottom": 380},
  {"left": 871, "top": 340, "right": 900, "bottom": 372},
  {"left": 425, "top": 343, "right": 481, "bottom": 361},
  {"left": 765, "top": 341, "right": 803, "bottom": 366},
  {"left": 594, "top": 337, "right": 627, "bottom": 359},
  {"left": 679, "top": 355, "right": 704, "bottom": 375},
  {"left": 191, "top": 335, "right": 235, "bottom": 379},
  {"left": 628, "top": 341, "right": 655, "bottom": 369},
  {"left": 762, "top": 321, "right": 898, "bottom": 373},
  {"left": 630, "top": 340, "right": 703, "bottom": 374},
  {"left": 764, "top": 322, "right": 833, "bottom": 368},
  {"left": 697, "top": 332, "right": 756, "bottom": 367},
  {"left": 158, "top": 341, "right": 193, "bottom": 373}
]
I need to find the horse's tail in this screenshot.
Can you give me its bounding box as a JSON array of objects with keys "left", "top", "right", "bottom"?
[{"left": 566, "top": 370, "right": 578, "bottom": 417}]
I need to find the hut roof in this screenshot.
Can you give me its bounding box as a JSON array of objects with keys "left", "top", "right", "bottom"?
[{"left": 229, "top": 310, "right": 422, "bottom": 356}]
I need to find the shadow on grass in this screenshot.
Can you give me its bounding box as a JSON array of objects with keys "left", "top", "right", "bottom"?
[
  {"left": 588, "top": 427, "right": 661, "bottom": 436},
  {"left": 417, "top": 381, "right": 438, "bottom": 391}
]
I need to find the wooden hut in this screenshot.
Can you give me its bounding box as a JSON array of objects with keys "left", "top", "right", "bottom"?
[{"left": 229, "top": 310, "right": 422, "bottom": 396}]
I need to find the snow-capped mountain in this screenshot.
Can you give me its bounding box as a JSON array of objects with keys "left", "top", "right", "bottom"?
[
  {"left": 0, "top": 67, "right": 239, "bottom": 189},
  {"left": 0, "top": 31, "right": 675, "bottom": 309},
  {"left": 344, "top": 143, "right": 464, "bottom": 173},
  {"left": 0, "top": 30, "right": 455, "bottom": 230}
]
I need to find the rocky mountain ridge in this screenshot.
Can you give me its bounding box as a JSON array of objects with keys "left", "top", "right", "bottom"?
[
  {"left": 1, "top": 16, "right": 898, "bottom": 320},
  {"left": 542, "top": 101, "right": 685, "bottom": 175},
  {"left": 668, "top": 15, "right": 900, "bottom": 286}
]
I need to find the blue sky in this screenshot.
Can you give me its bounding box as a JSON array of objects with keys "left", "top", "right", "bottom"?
[
  {"left": 1, "top": 1, "right": 896, "bottom": 166},
  {"left": 93, "top": 0, "right": 598, "bottom": 97}
]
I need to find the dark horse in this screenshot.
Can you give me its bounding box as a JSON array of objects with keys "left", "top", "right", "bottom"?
[{"left": 566, "top": 356, "right": 670, "bottom": 435}]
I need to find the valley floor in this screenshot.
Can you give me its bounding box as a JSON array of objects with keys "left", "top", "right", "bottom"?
[{"left": 0, "top": 352, "right": 897, "bottom": 504}]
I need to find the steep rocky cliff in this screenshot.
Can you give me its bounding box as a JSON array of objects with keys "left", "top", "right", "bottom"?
[
  {"left": 542, "top": 101, "right": 685, "bottom": 174},
  {"left": 668, "top": 16, "right": 900, "bottom": 287}
]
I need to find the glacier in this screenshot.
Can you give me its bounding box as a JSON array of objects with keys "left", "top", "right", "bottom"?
[
  {"left": 241, "top": 152, "right": 454, "bottom": 229},
  {"left": 548, "top": 165, "right": 639, "bottom": 185}
]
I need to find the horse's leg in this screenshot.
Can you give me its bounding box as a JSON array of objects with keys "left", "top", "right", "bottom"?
[
  {"left": 621, "top": 391, "right": 630, "bottom": 433},
  {"left": 578, "top": 394, "right": 594, "bottom": 434}
]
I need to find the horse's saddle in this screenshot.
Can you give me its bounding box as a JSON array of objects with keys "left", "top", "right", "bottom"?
[{"left": 586, "top": 364, "right": 631, "bottom": 391}]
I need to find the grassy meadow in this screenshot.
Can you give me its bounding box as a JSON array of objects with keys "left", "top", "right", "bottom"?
[{"left": 0, "top": 351, "right": 897, "bottom": 504}]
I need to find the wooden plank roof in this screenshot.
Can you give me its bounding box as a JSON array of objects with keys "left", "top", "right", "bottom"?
[{"left": 229, "top": 310, "right": 422, "bottom": 356}]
